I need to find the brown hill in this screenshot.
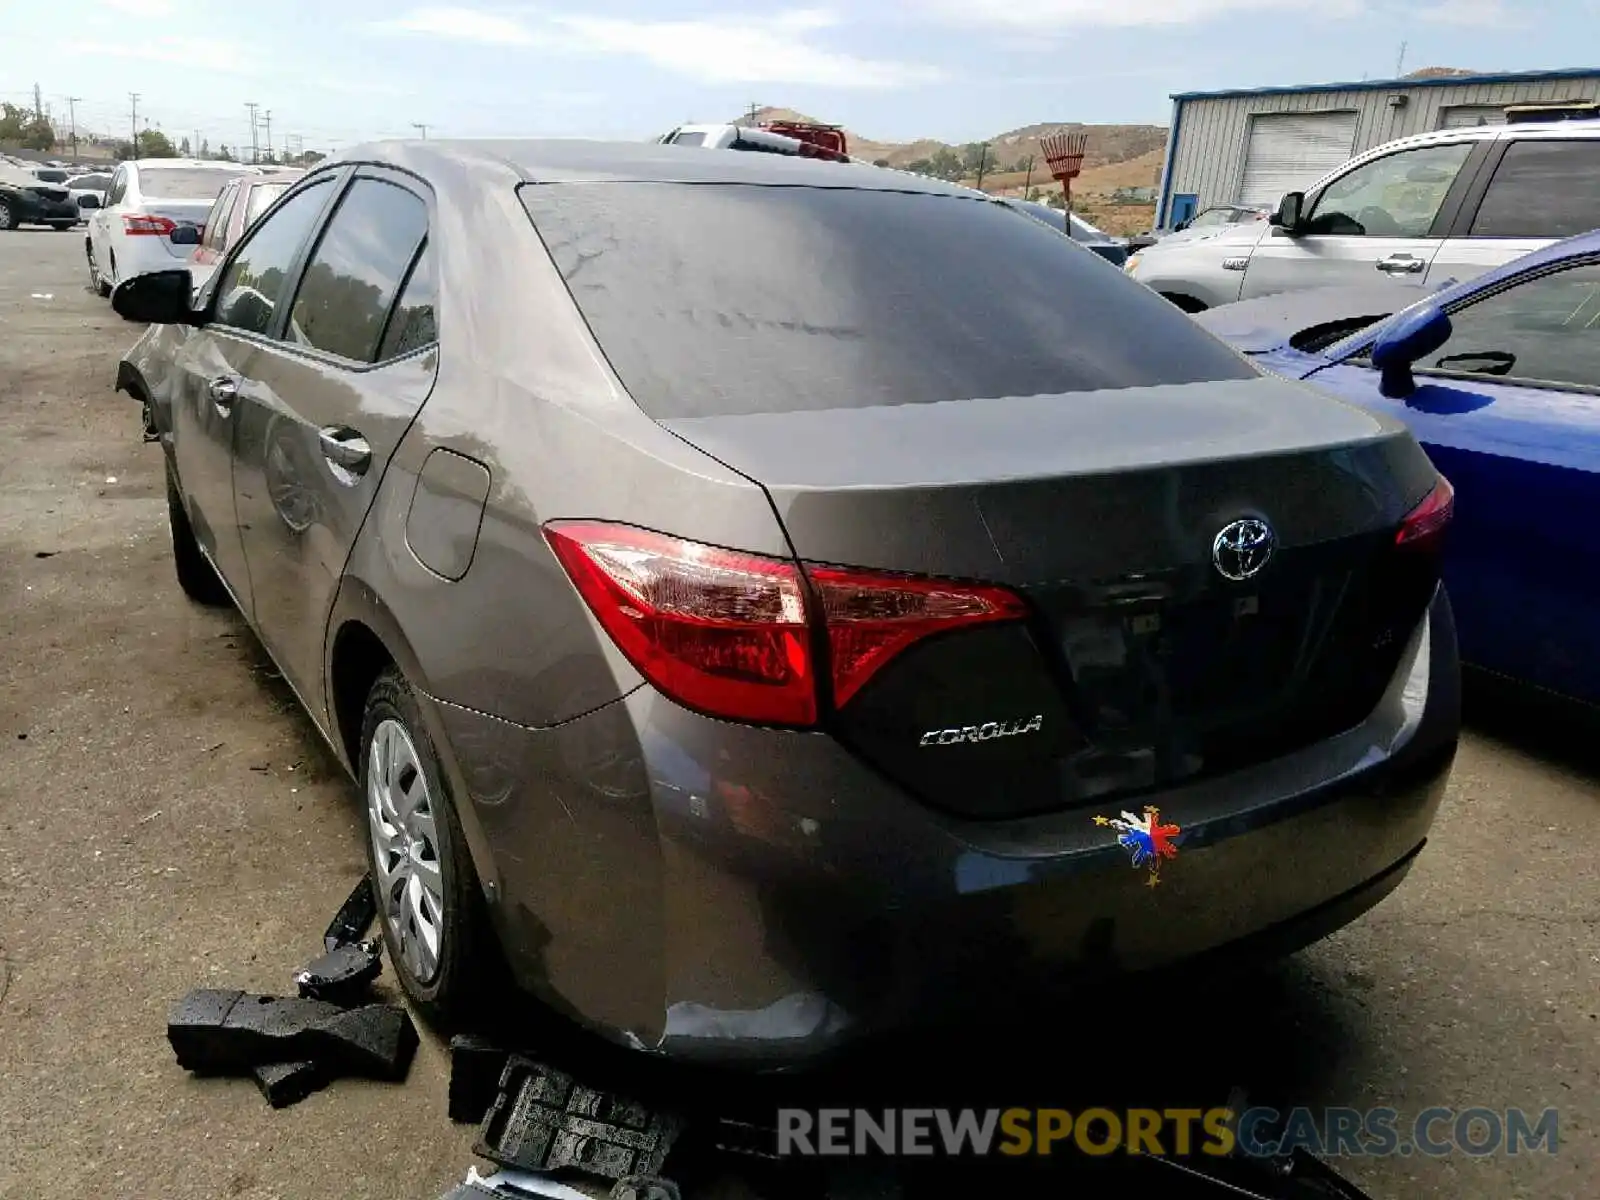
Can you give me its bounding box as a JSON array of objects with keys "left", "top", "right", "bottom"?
[{"left": 734, "top": 107, "right": 1167, "bottom": 174}]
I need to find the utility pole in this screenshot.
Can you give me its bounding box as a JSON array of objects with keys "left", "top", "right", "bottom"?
[
  {"left": 1395, "top": 41, "right": 1408, "bottom": 77},
  {"left": 746, "top": 102, "right": 760, "bottom": 123},
  {"left": 32, "top": 82, "right": 43, "bottom": 120},
  {"left": 412, "top": 122, "right": 428, "bottom": 139},
  {"left": 68, "top": 97, "right": 81, "bottom": 157},
  {"left": 974, "top": 142, "right": 990, "bottom": 192},
  {"left": 262, "top": 110, "right": 272, "bottom": 161},
  {"left": 245, "top": 101, "right": 259, "bottom": 164},
  {"left": 129, "top": 92, "right": 141, "bottom": 155},
  {"left": 1022, "top": 153, "right": 1035, "bottom": 201}
]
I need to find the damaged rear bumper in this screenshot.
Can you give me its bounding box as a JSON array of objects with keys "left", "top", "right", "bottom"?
[{"left": 426, "top": 589, "right": 1459, "bottom": 1066}]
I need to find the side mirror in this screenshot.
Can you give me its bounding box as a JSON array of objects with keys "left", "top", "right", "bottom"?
[
  {"left": 169, "top": 224, "right": 201, "bottom": 246},
  {"left": 1369, "top": 303, "right": 1452, "bottom": 398},
  {"left": 1271, "top": 191, "right": 1305, "bottom": 234},
  {"left": 111, "top": 269, "right": 199, "bottom": 326}
]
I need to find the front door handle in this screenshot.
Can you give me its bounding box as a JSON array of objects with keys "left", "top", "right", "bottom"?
[
  {"left": 207, "top": 376, "right": 239, "bottom": 415},
  {"left": 1376, "top": 255, "right": 1426, "bottom": 275},
  {"left": 319, "top": 427, "right": 372, "bottom": 479}
]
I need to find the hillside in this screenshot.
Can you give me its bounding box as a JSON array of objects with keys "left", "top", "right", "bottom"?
[
  {"left": 737, "top": 107, "right": 1168, "bottom": 233},
  {"left": 739, "top": 107, "right": 1165, "bottom": 173}
]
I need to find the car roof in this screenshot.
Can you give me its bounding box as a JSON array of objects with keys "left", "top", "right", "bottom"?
[{"left": 327, "top": 138, "right": 977, "bottom": 196}]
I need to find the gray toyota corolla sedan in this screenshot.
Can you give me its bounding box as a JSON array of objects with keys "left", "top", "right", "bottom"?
[{"left": 113, "top": 140, "right": 1460, "bottom": 1064}]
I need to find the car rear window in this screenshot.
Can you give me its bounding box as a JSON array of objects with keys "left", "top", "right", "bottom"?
[
  {"left": 520, "top": 183, "right": 1255, "bottom": 419},
  {"left": 139, "top": 168, "right": 246, "bottom": 200}
]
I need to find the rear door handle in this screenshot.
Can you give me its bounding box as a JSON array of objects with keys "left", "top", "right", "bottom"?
[
  {"left": 318, "top": 427, "right": 372, "bottom": 480},
  {"left": 1376, "top": 255, "right": 1426, "bottom": 275},
  {"left": 207, "top": 376, "right": 239, "bottom": 415}
]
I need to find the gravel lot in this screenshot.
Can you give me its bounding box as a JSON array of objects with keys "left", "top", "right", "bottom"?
[{"left": 0, "top": 229, "right": 1595, "bottom": 1200}]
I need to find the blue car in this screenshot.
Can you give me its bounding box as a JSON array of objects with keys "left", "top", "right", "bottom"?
[{"left": 1197, "top": 230, "right": 1600, "bottom": 706}]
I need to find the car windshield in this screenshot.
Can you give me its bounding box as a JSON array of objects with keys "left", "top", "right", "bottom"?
[
  {"left": 138, "top": 168, "right": 247, "bottom": 200},
  {"left": 32, "top": 168, "right": 68, "bottom": 183},
  {"left": 70, "top": 174, "right": 110, "bottom": 189},
  {"left": 522, "top": 182, "right": 1255, "bottom": 420}
]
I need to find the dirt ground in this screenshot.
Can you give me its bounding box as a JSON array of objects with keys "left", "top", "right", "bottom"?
[{"left": 1, "top": 230, "right": 1596, "bottom": 1200}]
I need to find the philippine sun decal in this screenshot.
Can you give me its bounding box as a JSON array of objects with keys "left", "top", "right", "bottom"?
[{"left": 1094, "top": 805, "right": 1183, "bottom": 888}]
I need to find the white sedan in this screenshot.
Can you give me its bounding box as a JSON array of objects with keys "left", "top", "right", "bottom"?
[{"left": 87, "top": 159, "right": 258, "bottom": 298}]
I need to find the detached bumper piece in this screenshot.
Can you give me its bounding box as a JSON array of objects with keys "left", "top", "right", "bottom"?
[
  {"left": 475, "top": 1056, "right": 683, "bottom": 1183},
  {"left": 167, "top": 989, "right": 417, "bottom": 1101}
]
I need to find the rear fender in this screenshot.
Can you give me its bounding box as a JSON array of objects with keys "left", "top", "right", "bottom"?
[{"left": 324, "top": 576, "right": 500, "bottom": 898}]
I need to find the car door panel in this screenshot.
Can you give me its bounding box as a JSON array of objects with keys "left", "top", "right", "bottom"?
[
  {"left": 168, "top": 328, "right": 261, "bottom": 606},
  {"left": 1240, "top": 140, "right": 1476, "bottom": 301},
  {"left": 230, "top": 173, "right": 435, "bottom": 718},
  {"left": 1241, "top": 231, "right": 1443, "bottom": 299},
  {"left": 232, "top": 350, "right": 437, "bottom": 713},
  {"left": 1307, "top": 362, "right": 1600, "bottom": 701}
]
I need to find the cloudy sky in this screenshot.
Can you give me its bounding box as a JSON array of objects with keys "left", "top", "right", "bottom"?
[{"left": 1, "top": 0, "right": 1587, "bottom": 153}]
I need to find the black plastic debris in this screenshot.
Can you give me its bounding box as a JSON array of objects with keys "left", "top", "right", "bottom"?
[
  {"left": 324, "top": 873, "right": 378, "bottom": 952},
  {"left": 168, "top": 988, "right": 418, "bottom": 1082},
  {"left": 251, "top": 1060, "right": 326, "bottom": 1109},
  {"left": 476, "top": 1056, "right": 682, "bottom": 1182},
  {"left": 450, "top": 1032, "right": 513, "bottom": 1125},
  {"left": 295, "top": 940, "right": 383, "bottom": 1006}
]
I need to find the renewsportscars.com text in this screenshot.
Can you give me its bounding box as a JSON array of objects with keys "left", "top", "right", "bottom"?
[{"left": 776, "top": 1106, "right": 1559, "bottom": 1159}]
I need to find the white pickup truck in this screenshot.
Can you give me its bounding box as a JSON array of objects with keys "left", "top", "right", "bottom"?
[{"left": 1126, "top": 116, "right": 1600, "bottom": 311}]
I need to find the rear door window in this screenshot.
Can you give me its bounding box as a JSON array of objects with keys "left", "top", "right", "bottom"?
[
  {"left": 520, "top": 182, "right": 1256, "bottom": 420},
  {"left": 1469, "top": 140, "right": 1600, "bottom": 240},
  {"left": 285, "top": 177, "right": 429, "bottom": 363},
  {"left": 377, "top": 241, "right": 438, "bottom": 360},
  {"left": 244, "top": 182, "right": 290, "bottom": 229}
]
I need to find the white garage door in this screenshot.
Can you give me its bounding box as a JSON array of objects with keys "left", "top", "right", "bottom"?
[
  {"left": 1235, "top": 112, "right": 1359, "bottom": 207},
  {"left": 1438, "top": 104, "right": 1505, "bottom": 129}
]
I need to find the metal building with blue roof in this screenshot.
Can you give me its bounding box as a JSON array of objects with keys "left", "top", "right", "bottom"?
[{"left": 1154, "top": 67, "right": 1600, "bottom": 231}]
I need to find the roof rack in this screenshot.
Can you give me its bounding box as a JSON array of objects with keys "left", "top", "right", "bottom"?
[{"left": 1503, "top": 100, "right": 1600, "bottom": 124}]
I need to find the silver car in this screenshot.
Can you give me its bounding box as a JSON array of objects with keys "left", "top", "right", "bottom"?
[
  {"left": 1127, "top": 117, "right": 1600, "bottom": 311},
  {"left": 113, "top": 140, "right": 1461, "bottom": 1064}
]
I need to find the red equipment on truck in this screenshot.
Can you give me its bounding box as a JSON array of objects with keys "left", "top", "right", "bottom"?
[{"left": 758, "top": 120, "right": 849, "bottom": 159}]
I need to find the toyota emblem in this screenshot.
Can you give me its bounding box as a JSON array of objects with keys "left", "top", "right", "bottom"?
[{"left": 1213, "top": 518, "right": 1275, "bottom": 581}]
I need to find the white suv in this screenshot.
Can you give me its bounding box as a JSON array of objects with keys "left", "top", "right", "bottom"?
[
  {"left": 1127, "top": 117, "right": 1600, "bottom": 310},
  {"left": 86, "top": 159, "right": 257, "bottom": 297}
]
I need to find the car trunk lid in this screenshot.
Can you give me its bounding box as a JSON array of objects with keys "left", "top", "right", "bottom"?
[{"left": 661, "top": 375, "right": 1444, "bottom": 818}]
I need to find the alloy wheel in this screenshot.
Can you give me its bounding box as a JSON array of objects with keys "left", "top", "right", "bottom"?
[
  {"left": 366, "top": 717, "right": 447, "bottom": 984},
  {"left": 0, "top": 204, "right": 13, "bottom": 231}
]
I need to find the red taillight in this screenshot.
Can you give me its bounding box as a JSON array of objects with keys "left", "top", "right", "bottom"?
[
  {"left": 123, "top": 213, "right": 176, "bottom": 236},
  {"left": 807, "top": 566, "right": 1027, "bottom": 708},
  {"left": 544, "top": 522, "right": 1028, "bottom": 725},
  {"left": 544, "top": 522, "right": 815, "bottom": 725},
  {"left": 1396, "top": 476, "right": 1455, "bottom": 550}
]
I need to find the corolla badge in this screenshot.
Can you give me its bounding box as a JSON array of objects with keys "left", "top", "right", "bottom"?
[
  {"left": 919, "top": 715, "right": 1043, "bottom": 747},
  {"left": 1212, "top": 517, "right": 1275, "bottom": 581}
]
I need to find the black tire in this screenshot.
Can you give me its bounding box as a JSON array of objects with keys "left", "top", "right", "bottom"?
[
  {"left": 359, "top": 667, "right": 497, "bottom": 1029},
  {"left": 51, "top": 221, "right": 74, "bottom": 231},
  {"left": 0, "top": 201, "right": 15, "bottom": 231},
  {"left": 165, "top": 472, "right": 231, "bottom": 606},
  {"left": 86, "top": 241, "right": 110, "bottom": 297}
]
